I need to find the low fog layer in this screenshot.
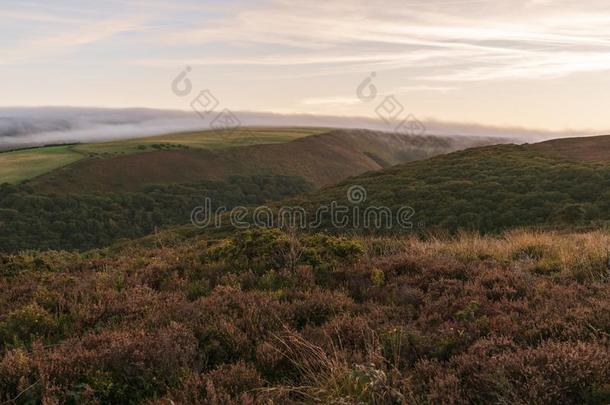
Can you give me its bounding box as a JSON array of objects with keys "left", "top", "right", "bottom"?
[{"left": 0, "top": 107, "right": 593, "bottom": 151}]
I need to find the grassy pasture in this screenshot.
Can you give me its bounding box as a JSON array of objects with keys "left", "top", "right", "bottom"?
[
  {"left": 0, "top": 127, "right": 328, "bottom": 184},
  {"left": 0, "top": 146, "right": 83, "bottom": 184},
  {"left": 72, "top": 127, "right": 328, "bottom": 155}
]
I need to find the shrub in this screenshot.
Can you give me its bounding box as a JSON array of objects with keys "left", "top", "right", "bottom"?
[
  {"left": 0, "top": 303, "right": 67, "bottom": 349},
  {"left": 0, "top": 230, "right": 608, "bottom": 402}
]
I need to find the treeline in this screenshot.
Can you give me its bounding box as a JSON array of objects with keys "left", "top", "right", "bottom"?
[{"left": 0, "top": 176, "right": 311, "bottom": 252}]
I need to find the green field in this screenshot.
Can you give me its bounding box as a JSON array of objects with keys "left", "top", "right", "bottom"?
[
  {"left": 72, "top": 127, "right": 327, "bottom": 155},
  {"left": 0, "top": 127, "right": 328, "bottom": 184},
  {"left": 0, "top": 145, "right": 84, "bottom": 184}
]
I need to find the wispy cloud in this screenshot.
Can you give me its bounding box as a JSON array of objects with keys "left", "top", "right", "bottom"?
[
  {"left": 152, "top": 0, "right": 610, "bottom": 82},
  {"left": 0, "top": 9, "right": 79, "bottom": 23},
  {"left": 300, "top": 96, "right": 362, "bottom": 106},
  {"left": 0, "top": 4, "right": 151, "bottom": 65},
  {"left": 3, "top": 0, "right": 610, "bottom": 131},
  {"left": 7, "top": 1, "right": 610, "bottom": 80},
  {"left": 396, "top": 85, "right": 458, "bottom": 93}
]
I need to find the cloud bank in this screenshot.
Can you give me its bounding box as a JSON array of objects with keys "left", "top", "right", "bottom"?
[{"left": 0, "top": 107, "right": 595, "bottom": 151}]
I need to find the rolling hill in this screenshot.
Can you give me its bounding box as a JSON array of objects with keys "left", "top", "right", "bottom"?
[
  {"left": 531, "top": 134, "right": 610, "bottom": 161},
  {"left": 0, "top": 128, "right": 506, "bottom": 252},
  {"left": 286, "top": 134, "right": 610, "bottom": 234},
  {"left": 27, "top": 129, "right": 504, "bottom": 193},
  {"left": 0, "top": 145, "right": 84, "bottom": 184},
  {"left": 4, "top": 132, "right": 610, "bottom": 253},
  {"left": 0, "top": 127, "right": 326, "bottom": 184}
]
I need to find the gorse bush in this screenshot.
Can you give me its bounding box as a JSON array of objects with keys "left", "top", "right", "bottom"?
[
  {"left": 207, "top": 228, "right": 363, "bottom": 276},
  {"left": 0, "top": 229, "right": 608, "bottom": 403}
]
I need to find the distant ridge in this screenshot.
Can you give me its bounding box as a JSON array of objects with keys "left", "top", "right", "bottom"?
[
  {"left": 29, "top": 128, "right": 507, "bottom": 193},
  {"left": 531, "top": 134, "right": 610, "bottom": 161}
]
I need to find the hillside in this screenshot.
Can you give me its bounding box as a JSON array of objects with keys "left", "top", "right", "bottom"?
[
  {"left": 0, "top": 228, "right": 608, "bottom": 403},
  {"left": 0, "top": 145, "right": 83, "bottom": 184},
  {"left": 0, "top": 127, "right": 326, "bottom": 184},
  {"left": 5, "top": 133, "right": 610, "bottom": 253},
  {"left": 531, "top": 134, "right": 610, "bottom": 161},
  {"left": 0, "top": 129, "right": 507, "bottom": 252},
  {"left": 5, "top": 1, "right": 610, "bottom": 404},
  {"left": 27, "top": 129, "right": 503, "bottom": 193},
  {"left": 287, "top": 136, "right": 610, "bottom": 234},
  {"left": 0, "top": 175, "right": 312, "bottom": 252}
]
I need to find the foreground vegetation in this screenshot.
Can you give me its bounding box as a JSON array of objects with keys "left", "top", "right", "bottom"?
[{"left": 0, "top": 228, "right": 608, "bottom": 403}]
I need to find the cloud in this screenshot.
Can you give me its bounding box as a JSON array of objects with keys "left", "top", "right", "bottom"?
[
  {"left": 396, "top": 85, "right": 458, "bottom": 93},
  {"left": 0, "top": 106, "right": 596, "bottom": 151},
  {"left": 300, "top": 96, "right": 362, "bottom": 106},
  {"left": 0, "top": 9, "right": 79, "bottom": 23},
  {"left": 2, "top": 1, "right": 610, "bottom": 132},
  {"left": 6, "top": 1, "right": 610, "bottom": 85},
  {"left": 0, "top": 4, "right": 151, "bottom": 65},
  {"left": 152, "top": 0, "right": 610, "bottom": 82}
]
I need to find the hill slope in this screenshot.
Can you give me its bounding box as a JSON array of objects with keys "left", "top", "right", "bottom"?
[
  {"left": 29, "top": 129, "right": 504, "bottom": 193},
  {"left": 0, "top": 127, "right": 326, "bottom": 184},
  {"left": 0, "top": 128, "right": 505, "bottom": 252},
  {"left": 531, "top": 134, "right": 610, "bottom": 161},
  {"left": 0, "top": 228, "right": 608, "bottom": 403},
  {"left": 0, "top": 145, "right": 84, "bottom": 184},
  {"left": 287, "top": 135, "right": 610, "bottom": 234}
]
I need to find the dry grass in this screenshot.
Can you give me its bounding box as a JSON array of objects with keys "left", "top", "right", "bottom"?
[{"left": 359, "top": 229, "right": 610, "bottom": 282}]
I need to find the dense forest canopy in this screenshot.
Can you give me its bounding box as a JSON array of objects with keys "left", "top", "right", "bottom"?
[
  {"left": 0, "top": 176, "right": 311, "bottom": 252},
  {"left": 294, "top": 145, "right": 610, "bottom": 233}
]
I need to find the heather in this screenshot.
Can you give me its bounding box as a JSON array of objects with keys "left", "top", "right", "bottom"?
[{"left": 1, "top": 228, "right": 608, "bottom": 403}]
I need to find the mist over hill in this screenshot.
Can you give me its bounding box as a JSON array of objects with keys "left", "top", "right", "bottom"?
[{"left": 0, "top": 107, "right": 586, "bottom": 151}]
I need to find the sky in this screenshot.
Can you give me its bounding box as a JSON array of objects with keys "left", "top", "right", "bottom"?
[{"left": 2, "top": 0, "right": 610, "bottom": 132}]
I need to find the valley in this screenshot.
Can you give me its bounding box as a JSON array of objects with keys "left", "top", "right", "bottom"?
[{"left": 1, "top": 128, "right": 609, "bottom": 404}]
